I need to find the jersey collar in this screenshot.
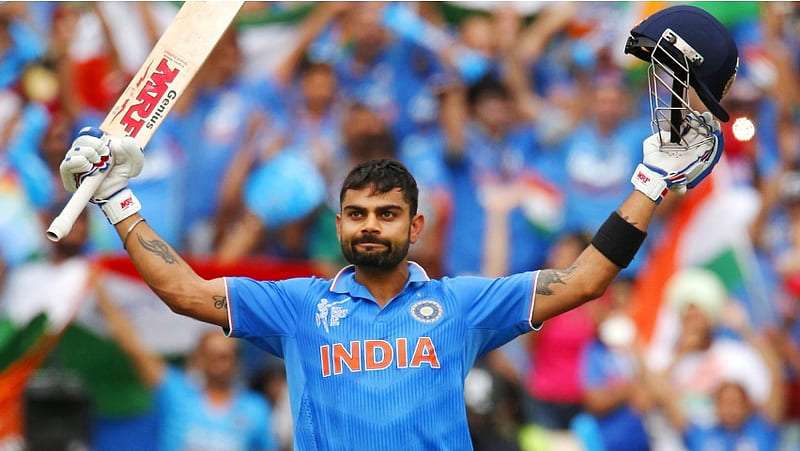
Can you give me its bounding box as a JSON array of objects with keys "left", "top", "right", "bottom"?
[{"left": 329, "top": 261, "right": 430, "bottom": 296}]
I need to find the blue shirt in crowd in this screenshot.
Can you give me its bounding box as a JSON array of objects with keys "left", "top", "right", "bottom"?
[
  {"left": 684, "top": 415, "right": 779, "bottom": 451},
  {"left": 157, "top": 366, "right": 276, "bottom": 451},
  {"left": 443, "top": 123, "right": 550, "bottom": 276},
  {"left": 580, "top": 339, "right": 650, "bottom": 451}
]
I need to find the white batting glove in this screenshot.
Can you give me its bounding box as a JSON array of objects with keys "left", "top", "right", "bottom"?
[
  {"left": 631, "top": 111, "right": 723, "bottom": 204},
  {"left": 59, "top": 127, "right": 144, "bottom": 223}
]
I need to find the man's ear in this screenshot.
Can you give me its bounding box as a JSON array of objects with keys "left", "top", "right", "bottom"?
[{"left": 409, "top": 213, "right": 425, "bottom": 244}]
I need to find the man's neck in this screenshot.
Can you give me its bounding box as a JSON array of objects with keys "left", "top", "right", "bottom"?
[
  {"left": 205, "top": 383, "right": 233, "bottom": 406},
  {"left": 354, "top": 262, "right": 410, "bottom": 308}
]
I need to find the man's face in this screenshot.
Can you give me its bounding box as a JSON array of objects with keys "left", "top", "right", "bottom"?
[
  {"left": 197, "top": 333, "right": 238, "bottom": 386},
  {"left": 302, "top": 68, "right": 336, "bottom": 109},
  {"left": 474, "top": 95, "right": 513, "bottom": 134},
  {"left": 715, "top": 382, "right": 751, "bottom": 430},
  {"left": 336, "top": 186, "right": 423, "bottom": 270},
  {"left": 348, "top": 4, "right": 388, "bottom": 61}
]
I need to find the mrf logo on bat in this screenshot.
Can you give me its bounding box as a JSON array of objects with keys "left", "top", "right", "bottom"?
[{"left": 113, "top": 55, "right": 183, "bottom": 138}]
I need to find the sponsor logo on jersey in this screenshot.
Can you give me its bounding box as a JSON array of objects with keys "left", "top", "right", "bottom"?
[
  {"left": 315, "top": 298, "right": 350, "bottom": 333},
  {"left": 320, "top": 337, "right": 440, "bottom": 377},
  {"left": 410, "top": 300, "right": 442, "bottom": 323}
]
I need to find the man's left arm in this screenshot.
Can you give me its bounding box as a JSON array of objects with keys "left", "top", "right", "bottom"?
[{"left": 531, "top": 111, "right": 723, "bottom": 324}]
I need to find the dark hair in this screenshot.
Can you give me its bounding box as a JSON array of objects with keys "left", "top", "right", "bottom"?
[
  {"left": 297, "top": 57, "right": 334, "bottom": 78},
  {"left": 339, "top": 159, "right": 419, "bottom": 216},
  {"left": 467, "top": 74, "right": 510, "bottom": 108}
]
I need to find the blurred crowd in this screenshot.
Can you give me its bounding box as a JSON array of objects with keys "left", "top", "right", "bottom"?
[{"left": 2, "top": 1, "right": 800, "bottom": 450}]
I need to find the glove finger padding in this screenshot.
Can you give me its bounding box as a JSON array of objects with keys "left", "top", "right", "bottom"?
[
  {"left": 60, "top": 147, "right": 97, "bottom": 193},
  {"left": 59, "top": 144, "right": 112, "bottom": 193},
  {"left": 677, "top": 111, "right": 723, "bottom": 189},
  {"left": 109, "top": 137, "right": 144, "bottom": 179},
  {"left": 633, "top": 111, "right": 724, "bottom": 203}
]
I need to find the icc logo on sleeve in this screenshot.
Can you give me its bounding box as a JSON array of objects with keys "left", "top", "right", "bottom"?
[{"left": 410, "top": 300, "right": 443, "bottom": 323}]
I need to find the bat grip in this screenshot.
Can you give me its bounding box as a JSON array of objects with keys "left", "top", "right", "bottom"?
[{"left": 46, "top": 172, "right": 108, "bottom": 242}]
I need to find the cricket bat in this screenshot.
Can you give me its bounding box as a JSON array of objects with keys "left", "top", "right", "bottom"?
[{"left": 46, "top": 1, "right": 244, "bottom": 242}]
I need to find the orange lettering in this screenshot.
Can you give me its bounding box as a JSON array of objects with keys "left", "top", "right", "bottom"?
[
  {"left": 410, "top": 337, "right": 440, "bottom": 368},
  {"left": 332, "top": 341, "right": 361, "bottom": 375},
  {"left": 320, "top": 345, "right": 331, "bottom": 377},
  {"left": 396, "top": 338, "right": 408, "bottom": 368},
  {"left": 365, "top": 340, "right": 393, "bottom": 370}
]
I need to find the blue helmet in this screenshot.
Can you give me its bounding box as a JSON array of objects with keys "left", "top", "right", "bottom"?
[{"left": 625, "top": 5, "right": 738, "bottom": 123}]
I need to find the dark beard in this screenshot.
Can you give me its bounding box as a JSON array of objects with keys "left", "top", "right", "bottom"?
[{"left": 341, "top": 235, "right": 409, "bottom": 270}]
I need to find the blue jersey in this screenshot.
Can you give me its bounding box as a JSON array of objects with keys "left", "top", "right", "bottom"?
[
  {"left": 157, "top": 367, "right": 276, "bottom": 451},
  {"left": 579, "top": 340, "right": 649, "bottom": 451},
  {"left": 225, "top": 262, "right": 538, "bottom": 450},
  {"left": 443, "top": 123, "right": 550, "bottom": 275},
  {"left": 684, "top": 415, "right": 779, "bottom": 451}
]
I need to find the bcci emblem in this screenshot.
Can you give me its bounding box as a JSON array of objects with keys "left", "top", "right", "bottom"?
[{"left": 411, "top": 300, "right": 443, "bottom": 323}]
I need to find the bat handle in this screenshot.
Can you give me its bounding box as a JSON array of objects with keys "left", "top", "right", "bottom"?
[{"left": 46, "top": 172, "right": 108, "bottom": 242}]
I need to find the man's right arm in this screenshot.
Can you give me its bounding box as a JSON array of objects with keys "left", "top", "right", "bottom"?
[
  {"left": 114, "top": 213, "right": 229, "bottom": 328},
  {"left": 59, "top": 128, "right": 229, "bottom": 329}
]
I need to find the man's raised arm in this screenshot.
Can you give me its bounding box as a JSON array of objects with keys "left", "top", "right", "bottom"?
[
  {"left": 59, "top": 128, "right": 228, "bottom": 328},
  {"left": 531, "top": 112, "right": 724, "bottom": 325}
]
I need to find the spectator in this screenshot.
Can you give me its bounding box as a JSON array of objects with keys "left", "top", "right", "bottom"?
[
  {"left": 549, "top": 73, "right": 649, "bottom": 238},
  {"left": 325, "top": 3, "right": 447, "bottom": 141},
  {"left": 520, "top": 232, "right": 597, "bottom": 433},
  {"left": 250, "top": 366, "right": 293, "bottom": 451},
  {"left": 0, "top": 4, "right": 45, "bottom": 91},
  {"left": 440, "top": 75, "right": 552, "bottom": 276},
  {"left": 94, "top": 280, "right": 277, "bottom": 451},
  {"left": 574, "top": 277, "right": 652, "bottom": 451},
  {"left": 645, "top": 268, "right": 774, "bottom": 451},
  {"left": 653, "top": 301, "right": 785, "bottom": 451},
  {"left": 167, "top": 27, "right": 285, "bottom": 253}
]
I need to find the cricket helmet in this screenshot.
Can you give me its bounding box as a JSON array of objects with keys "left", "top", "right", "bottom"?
[{"left": 625, "top": 5, "right": 738, "bottom": 138}]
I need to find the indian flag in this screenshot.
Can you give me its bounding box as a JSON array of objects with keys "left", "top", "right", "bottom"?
[
  {"left": 0, "top": 253, "right": 319, "bottom": 441},
  {"left": 0, "top": 258, "right": 90, "bottom": 444}
]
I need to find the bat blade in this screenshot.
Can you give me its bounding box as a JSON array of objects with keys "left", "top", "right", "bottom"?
[{"left": 46, "top": 1, "right": 243, "bottom": 242}]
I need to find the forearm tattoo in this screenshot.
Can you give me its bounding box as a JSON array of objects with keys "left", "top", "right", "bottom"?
[
  {"left": 213, "top": 295, "right": 227, "bottom": 309},
  {"left": 535, "top": 265, "right": 577, "bottom": 296},
  {"left": 617, "top": 211, "right": 638, "bottom": 227},
  {"left": 137, "top": 235, "right": 177, "bottom": 264}
]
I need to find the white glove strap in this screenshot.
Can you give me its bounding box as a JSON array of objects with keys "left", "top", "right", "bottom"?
[
  {"left": 99, "top": 188, "right": 142, "bottom": 224},
  {"left": 631, "top": 164, "right": 668, "bottom": 204}
]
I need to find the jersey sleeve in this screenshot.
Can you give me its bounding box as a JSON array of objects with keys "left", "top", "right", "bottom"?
[
  {"left": 444, "top": 271, "right": 539, "bottom": 350},
  {"left": 225, "top": 276, "right": 312, "bottom": 343}
]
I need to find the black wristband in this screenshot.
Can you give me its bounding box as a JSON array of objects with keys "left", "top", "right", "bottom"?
[{"left": 591, "top": 211, "right": 647, "bottom": 268}]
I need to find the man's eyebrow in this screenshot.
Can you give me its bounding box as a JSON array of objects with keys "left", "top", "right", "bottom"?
[
  {"left": 342, "top": 205, "right": 365, "bottom": 211},
  {"left": 377, "top": 205, "right": 404, "bottom": 211},
  {"left": 343, "top": 204, "right": 405, "bottom": 212}
]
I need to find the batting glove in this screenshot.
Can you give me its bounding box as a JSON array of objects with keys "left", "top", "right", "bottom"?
[
  {"left": 631, "top": 111, "right": 723, "bottom": 204},
  {"left": 59, "top": 127, "right": 144, "bottom": 223}
]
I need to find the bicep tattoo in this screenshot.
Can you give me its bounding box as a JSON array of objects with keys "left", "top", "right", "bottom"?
[
  {"left": 137, "top": 235, "right": 177, "bottom": 264},
  {"left": 535, "top": 265, "right": 577, "bottom": 296},
  {"left": 213, "top": 295, "right": 227, "bottom": 310}
]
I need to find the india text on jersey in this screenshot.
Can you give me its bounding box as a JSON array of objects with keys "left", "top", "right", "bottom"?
[{"left": 319, "top": 337, "right": 440, "bottom": 377}]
